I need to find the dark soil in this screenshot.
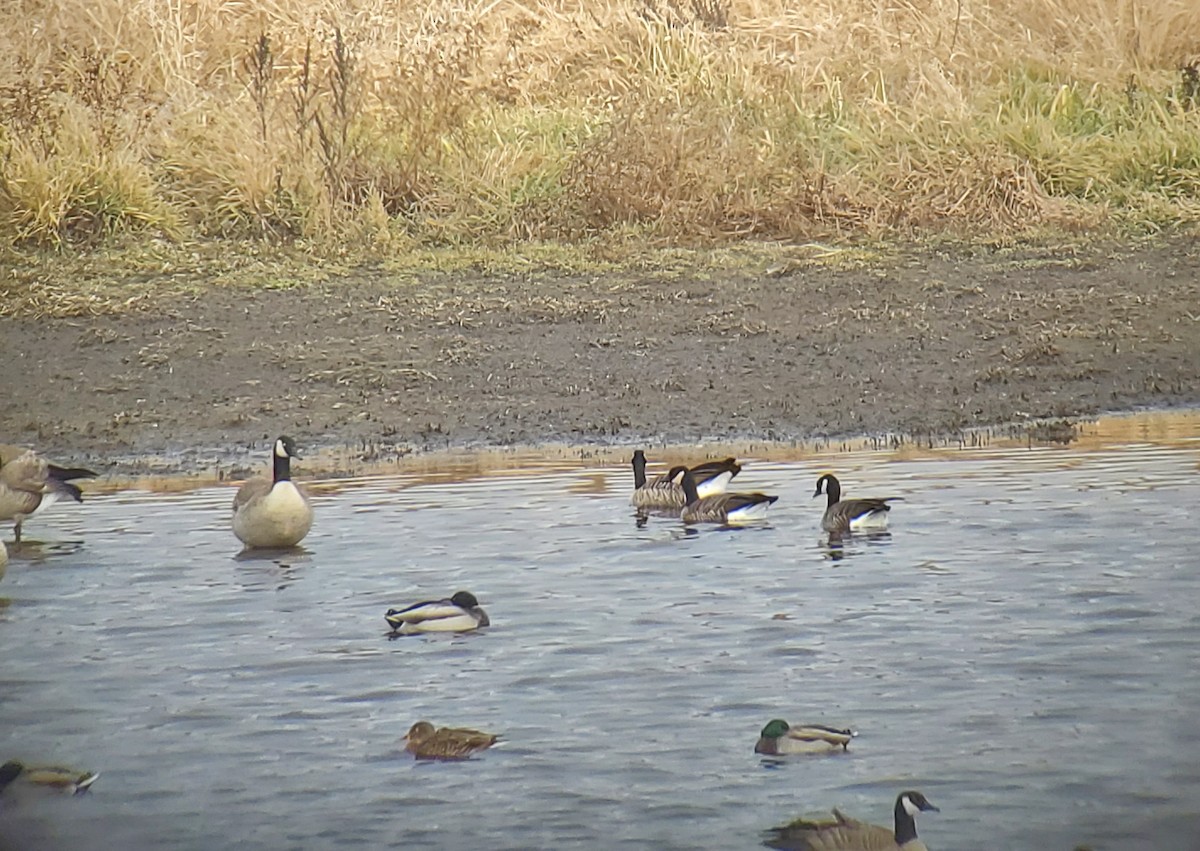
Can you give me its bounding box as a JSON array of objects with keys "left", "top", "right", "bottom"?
[{"left": 3, "top": 239, "right": 1198, "bottom": 473}]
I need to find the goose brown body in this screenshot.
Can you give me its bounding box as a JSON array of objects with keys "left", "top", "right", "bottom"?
[
  {"left": 679, "top": 468, "right": 777, "bottom": 524},
  {"left": 630, "top": 451, "right": 741, "bottom": 509},
  {"left": 764, "top": 791, "right": 938, "bottom": 851},
  {"left": 0, "top": 445, "right": 97, "bottom": 542},
  {"left": 814, "top": 474, "right": 898, "bottom": 535},
  {"left": 403, "top": 721, "right": 499, "bottom": 760},
  {"left": 232, "top": 436, "right": 313, "bottom": 549}
]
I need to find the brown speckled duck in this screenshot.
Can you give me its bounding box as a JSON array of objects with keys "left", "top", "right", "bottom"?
[{"left": 403, "top": 722, "right": 499, "bottom": 760}]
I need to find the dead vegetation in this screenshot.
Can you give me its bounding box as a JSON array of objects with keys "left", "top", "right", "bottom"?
[{"left": 0, "top": 0, "right": 1199, "bottom": 254}]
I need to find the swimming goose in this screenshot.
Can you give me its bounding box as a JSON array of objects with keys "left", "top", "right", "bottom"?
[
  {"left": 754, "top": 719, "right": 857, "bottom": 755},
  {"left": 813, "top": 474, "right": 899, "bottom": 535},
  {"left": 630, "top": 450, "right": 741, "bottom": 509},
  {"left": 232, "top": 436, "right": 313, "bottom": 549},
  {"left": 764, "top": 790, "right": 939, "bottom": 851},
  {"left": 0, "top": 761, "right": 100, "bottom": 795},
  {"left": 680, "top": 468, "right": 777, "bottom": 524},
  {"left": 403, "top": 721, "right": 499, "bottom": 760},
  {"left": 385, "top": 591, "right": 489, "bottom": 634},
  {"left": 0, "top": 445, "right": 97, "bottom": 543}
]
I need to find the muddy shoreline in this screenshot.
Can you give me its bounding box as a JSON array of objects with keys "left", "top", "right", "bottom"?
[{"left": 3, "top": 239, "right": 1198, "bottom": 475}]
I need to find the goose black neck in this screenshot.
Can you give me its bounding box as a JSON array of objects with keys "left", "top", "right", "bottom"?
[
  {"left": 823, "top": 475, "right": 842, "bottom": 507},
  {"left": 632, "top": 452, "right": 647, "bottom": 489},
  {"left": 273, "top": 451, "right": 292, "bottom": 483},
  {"left": 680, "top": 470, "right": 700, "bottom": 505},
  {"left": 894, "top": 797, "right": 918, "bottom": 845}
]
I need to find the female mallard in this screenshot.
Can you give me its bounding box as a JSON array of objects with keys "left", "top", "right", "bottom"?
[
  {"left": 630, "top": 450, "right": 741, "bottom": 509},
  {"left": 403, "top": 721, "right": 499, "bottom": 760},
  {"left": 385, "top": 591, "right": 489, "bottom": 634},
  {"left": 813, "top": 473, "right": 899, "bottom": 534},
  {"left": 754, "top": 719, "right": 857, "bottom": 755},
  {"left": 0, "top": 445, "right": 97, "bottom": 543},
  {"left": 0, "top": 761, "right": 100, "bottom": 795},
  {"left": 764, "top": 790, "right": 939, "bottom": 851},
  {"left": 679, "top": 468, "right": 777, "bottom": 524},
  {"left": 232, "top": 436, "right": 313, "bottom": 549}
]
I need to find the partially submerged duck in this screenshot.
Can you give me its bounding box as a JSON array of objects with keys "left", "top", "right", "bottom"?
[
  {"left": 403, "top": 721, "right": 499, "bottom": 760},
  {"left": 630, "top": 450, "right": 741, "bottom": 509},
  {"left": 754, "top": 719, "right": 857, "bottom": 755},
  {"left": 385, "top": 591, "right": 489, "bottom": 634},
  {"left": 813, "top": 473, "right": 899, "bottom": 535},
  {"left": 764, "top": 790, "right": 939, "bottom": 851},
  {"left": 0, "top": 761, "right": 100, "bottom": 795}
]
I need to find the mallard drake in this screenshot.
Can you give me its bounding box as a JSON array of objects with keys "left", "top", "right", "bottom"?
[
  {"left": 679, "top": 468, "right": 777, "bottom": 524},
  {"left": 754, "top": 719, "right": 857, "bottom": 755},
  {"left": 813, "top": 473, "right": 899, "bottom": 534},
  {"left": 764, "top": 790, "right": 939, "bottom": 851},
  {"left": 0, "top": 445, "right": 97, "bottom": 543},
  {"left": 232, "top": 436, "right": 313, "bottom": 549},
  {"left": 385, "top": 591, "right": 489, "bottom": 634},
  {"left": 630, "top": 450, "right": 742, "bottom": 509},
  {"left": 403, "top": 721, "right": 499, "bottom": 760},
  {"left": 0, "top": 761, "right": 100, "bottom": 795}
]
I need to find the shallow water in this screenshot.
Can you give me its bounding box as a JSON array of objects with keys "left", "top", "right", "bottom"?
[{"left": 2, "top": 417, "right": 1199, "bottom": 850}]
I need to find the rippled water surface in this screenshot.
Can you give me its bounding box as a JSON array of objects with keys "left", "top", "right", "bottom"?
[{"left": 2, "top": 416, "right": 1199, "bottom": 850}]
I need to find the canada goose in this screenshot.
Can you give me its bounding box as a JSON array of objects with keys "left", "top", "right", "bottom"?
[
  {"left": 0, "top": 445, "right": 97, "bottom": 543},
  {"left": 679, "top": 468, "right": 777, "bottom": 524},
  {"left": 813, "top": 473, "right": 899, "bottom": 535},
  {"left": 232, "top": 436, "right": 313, "bottom": 549},
  {"left": 403, "top": 721, "right": 499, "bottom": 760},
  {"left": 764, "top": 790, "right": 939, "bottom": 851},
  {"left": 630, "top": 450, "right": 741, "bottom": 509},
  {"left": 384, "top": 591, "right": 489, "bottom": 634},
  {"left": 0, "top": 761, "right": 100, "bottom": 795},
  {"left": 754, "top": 719, "right": 857, "bottom": 755}
]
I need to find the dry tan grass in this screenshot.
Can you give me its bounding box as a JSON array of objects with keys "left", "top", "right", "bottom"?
[{"left": 2, "top": 0, "right": 1199, "bottom": 249}]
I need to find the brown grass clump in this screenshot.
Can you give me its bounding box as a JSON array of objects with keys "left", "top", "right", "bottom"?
[{"left": 1, "top": 0, "right": 1199, "bottom": 251}]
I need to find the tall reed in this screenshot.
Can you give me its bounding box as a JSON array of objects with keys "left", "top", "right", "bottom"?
[{"left": 1, "top": 0, "right": 1198, "bottom": 248}]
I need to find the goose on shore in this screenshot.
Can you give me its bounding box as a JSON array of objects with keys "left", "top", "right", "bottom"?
[
  {"left": 403, "top": 721, "right": 499, "bottom": 760},
  {"left": 764, "top": 790, "right": 939, "bottom": 851},
  {"left": 630, "top": 450, "right": 741, "bottom": 509},
  {"left": 754, "top": 719, "right": 857, "bottom": 755},
  {"left": 680, "top": 468, "right": 777, "bottom": 524},
  {"left": 232, "top": 436, "right": 313, "bottom": 549},
  {"left": 0, "top": 445, "right": 97, "bottom": 543},
  {"left": 385, "top": 591, "right": 490, "bottom": 634},
  {"left": 813, "top": 473, "right": 899, "bottom": 535}
]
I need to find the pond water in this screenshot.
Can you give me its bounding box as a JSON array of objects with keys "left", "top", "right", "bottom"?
[{"left": 2, "top": 414, "right": 1199, "bottom": 851}]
